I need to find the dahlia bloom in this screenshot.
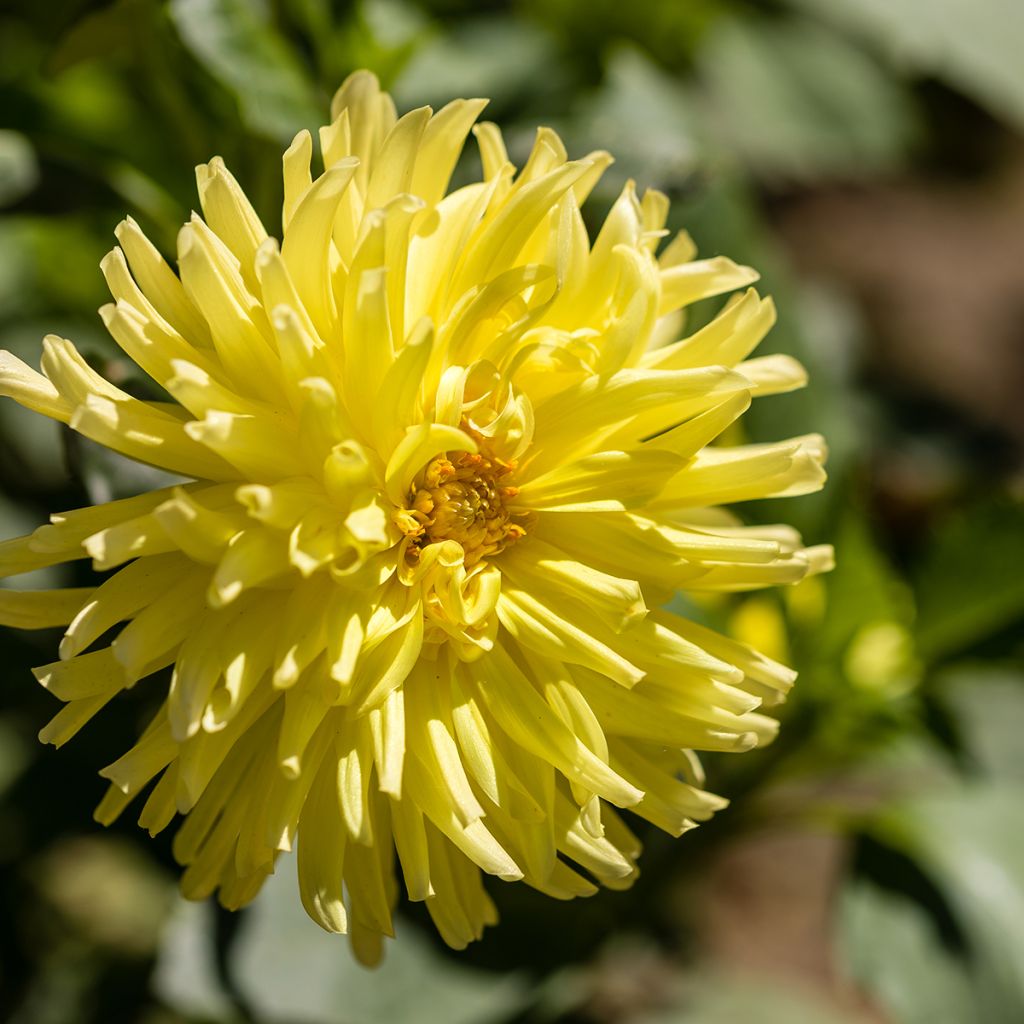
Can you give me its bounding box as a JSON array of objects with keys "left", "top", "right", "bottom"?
[{"left": 0, "top": 71, "right": 831, "bottom": 963}]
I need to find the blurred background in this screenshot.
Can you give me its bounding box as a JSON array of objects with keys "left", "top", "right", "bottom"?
[{"left": 1, "top": 1, "right": 1023, "bottom": 1022}]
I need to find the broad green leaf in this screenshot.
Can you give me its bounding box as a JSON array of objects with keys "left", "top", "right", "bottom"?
[
  {"left": 152, "top": 899, "right": 240, "bottom": 1021},
  {"left": 26, "top": 58, "right": 193, "bottom": 233},
  {"left": 914, "top": 499, "right": 1024, "bottom": 661},
  {"left": 0, "top": 218, "right": 108, "bottom": 318},
  {"left": 522, "top": 0, "right": 725, "bottom": 68},
  {"left": 0, "top": 130, "right": 38, "bottom": 207},
  {"left": 637, "top": 972, "right": 860, "bottom": 1024},
  {"left": 38, "top": 61, "right": 153, "bottom": 153},
  {"left": 813, "top": 509, "right": 914, "bottom": 664},
  {"left": 697, "top": 16, "right": 914, "bottom": 180},
  {"left": 570, "top": 46, "right": 698, "bottom": 192},
  {"left": 787, "top": 0, "right": 1024, "bottom": 130},
  {"left": 45, "top": 0, "right": 143, "bottom": 74},
  {"left": 840, "top": 880, "right": 978, "bottom": 1024},
  {"left": 361, "top": 0, "right": 430, "bottom": 52},
  {"left": 0, "top": 716, "right": 32, "bottom": 798},
  {"left": 316, "top": 0, "right": 428, "bottom": 95},
  {"left": 935, "top": 665, "right": 1024, "bottom": 783},
  {"left": 392, "top": 15, "right": 560, "bottom": 113},
  {"left": 170, "top": 0, "right": 322, "bottom": 142},
  {"left": 871, "top": 783, "right": 1024, "bottom": 1023},
  {"left": 228, "top": 856, "right": 530, "bottom": 1024}
]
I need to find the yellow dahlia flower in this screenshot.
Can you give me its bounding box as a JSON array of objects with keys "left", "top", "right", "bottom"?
[{"left": 0, "top": 71, "right": 831, "bottom": 963}]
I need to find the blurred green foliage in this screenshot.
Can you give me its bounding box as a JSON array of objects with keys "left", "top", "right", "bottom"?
[{"left": 1, "top": 1, "right": 1022, "bottom": 1022}]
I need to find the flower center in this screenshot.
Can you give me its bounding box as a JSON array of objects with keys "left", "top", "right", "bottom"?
[{"left": 396, "top": 445, "right": 527, "bottom": 568}]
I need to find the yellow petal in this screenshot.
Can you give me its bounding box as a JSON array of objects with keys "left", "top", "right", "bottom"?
[
  {"left": 33, "top": 647, "right": 125, "bottom": 700},
  {"left": 111, "top": 566, "right": 209, "bottom": 680},
  {"left": 367, "top": 106, "right": 431, "bottom": 209},
  {"left": 643, "top": 289, "right": 774, "bottom": 371},
  {"left": 297, "top": 758, "right": 349, "bottom": 933},
  {"left": 0, "top": 534, "right": 76, "bottom": 579},
  {"left": 114, "top": 215, "right": 211, "bottom": 345},
  {"left": 0, "top": 588, "right": 94, "bottom": 629},
  {"left": 473, "top": 643, "right": 642, "bottom": 808},
  {"left": 736, "top": 353, "right": 808, "bottom": 396},
  {"left": 411, "top": 98, "right": 488, "bottom": 205},
  {"left": 496, "top": 588, "right": 644, "bottom": 688},
  {"left": 390, "top": 795, "right": 433, "bottom": 901},
  {"left": 528, "top": 365, "right": 750, "bottom": 472},
  {"left": 658, "top": 256, "right": 759, "bottom": 316},
  {"left": 153, "top": 487, "right": 244, "bottom": 564},
  {"left": 500, "top": 539, "right": 647, "bottom": 633},
  {"left": 195, "top": 157, "right": 268, "bottom": 287},
  {"left": 282, "top": 159, "right": 359, "bottom": 340},
  {"left": 330, "top": 69, "right": 397, "bottom": 194},
  {"left": 177, "top": 220, "right": 282, "bottom": 404},
  {"left": 281, "top": 129, "right": 313, "bottom": 229},
  {"left": 0, "top": 349, "right": 72, "bottom": 423},
  {"left": 515, "top": 449, "right": 681, "bottom": 511},
  {"left": 654, "top": 434, "right": 828, "bottom": 509}
]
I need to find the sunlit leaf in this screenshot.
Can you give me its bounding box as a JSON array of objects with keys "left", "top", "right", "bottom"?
[
  {"left": 787, "top": 0, "right": 1024, "bottom": 130},
  {"left": 812, "top": 509, "right": 913, "bottom": 663},
  {"left": 228, "top": 857, "right": 530, "bottom": 1024},
  {"left": 914, "top": 499, "right": 1024, "bottom": 661},
  {"left": 170, "top": 0, "right": 322, "bottom": 141},
  {"left": 0, "top": 218, "right": 107, "bottom": 318},
  {"left": 571, "top": 46, "right": 698, "bottom": 191},
  {"left": 0, "top": 130, "right": 38, "bottom": 207},
  {"left": 871, "top": 784, "right": 1024, "bottom": 1023},
  {"left": 840, "top": 880, "right": 978, "bottom": 1024},
  {"left": 637, "top": 972, "right": 860, "bottom": 1024},
  {"left": 392, "top": 15, "right": 560, "bottom": 113},
  {"left": 935, "top": 665, "right": 1024, "bottom": 783},
  {"left": 152, "top": 900, "right": 240, "bottom": 1021},
  {"left": 46, "top": 0, "right": 142, "bottom": 74},
  {"left": 697, "top": 16, "right": 914, "bottom": 180}
]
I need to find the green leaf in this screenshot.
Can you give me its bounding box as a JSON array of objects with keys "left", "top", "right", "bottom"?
[
  {"left": 45, "top": 0, "right": 143, "bottom": 74},
  {"left": 0, "top": 716, "right": 32, "bottom": 799},
  {"left": 914, "top": 499, "right": 1024, "bottom": 661},
  {"left": 170, "top": 0, "right": 322, "bottom": 142},
  {"left": 228, "top": 857, "right": 530, "bottom": 1024},
  {"left": 786, "top": 0, "right": 1024, "bottom": 130},
  {"left": 871, "top": 783, "right": 1024, "bottom": 1023},
  {"left": 637, "top": 972, "right": 861, "bottom": 1024},
  {"left": 0, "top": 218, "right": 108, "bottom": 318},
  {"left": 697, "top": 15, "right": 914, "bottom": 181},
  {"left": 935, "top": 664, "right": 1024, "bottom": 783},
  {"left": 0, "top": 130, "right": 38, "bottom": 207},
  {"left": 812, "top": 508, "right": 914, "bottom": 664},
  {"left": 319, "top": 0, "right": 428, "bottom": 95},
  {"left": 840, "top": 880, "right": 979, "bottom": 1024},
  {"left": 152, "top": 900, "right": 240, "bottom": 1021},
  {"left": 392, "top": 15, "right": 560, "bottom": 113},
  {"left": 571, "top": 46, "right": 699, "bottom": 191},
  {"left": 360, "top": 0, "right": 431, "bottom": 53}
]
